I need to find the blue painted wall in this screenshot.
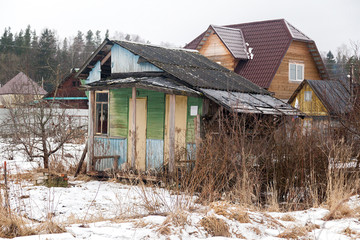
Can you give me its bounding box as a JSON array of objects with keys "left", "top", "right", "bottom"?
[
  {"left": 94, "top": 137, "right": 127, "bottom": 171},
  {"left": 86, "top": 61, "right": 101, "bottom": 83},
  {"left": 111, "top": 44, "right": 163, "bottom": 73}
]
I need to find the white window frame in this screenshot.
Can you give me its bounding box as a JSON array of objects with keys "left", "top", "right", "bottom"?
[
  {"left": 304, "top": 91, "right": 312, "bottom": 102},
  {"left": 95, "top": 90, "right": 109, "bottom": 135},
  {"left": 289, "top": 62, "right": 304, "bottom": 82}
]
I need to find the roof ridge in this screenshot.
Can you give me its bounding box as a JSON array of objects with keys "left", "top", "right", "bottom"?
[
  {"left": 111, "top": 39, "right": 198, "bottom": 53},
  {"left": 225, "top": 18, "right": 285, "bottom": 28}
]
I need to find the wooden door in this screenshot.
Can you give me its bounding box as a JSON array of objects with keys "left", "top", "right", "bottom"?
[
  {"left": 164, "top": 95, "right": 187, "bottom": 163},
  {"left": 128, "top": 98, "right": 147, "bottom": 171}
]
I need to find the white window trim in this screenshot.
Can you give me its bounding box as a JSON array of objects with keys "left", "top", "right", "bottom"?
[
  {"left": 95, "top": 90, "right": 109, "bottom": 135},
  {"left": 304, "top": 91, "right": 312, "bottom": 102},
  {"left": 289, "top": 63, "right": 304, "bottom": 82}
]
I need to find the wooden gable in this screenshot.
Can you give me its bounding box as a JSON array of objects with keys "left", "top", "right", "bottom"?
[
  {"left": 289, "top": 82, "right": 328, "bottom": 116},
  {"left": 268, "top": 41, "right": 322, "bottom": 100},
  {"left": 198, "top": 32, "right": 238, "bottom": 71}
]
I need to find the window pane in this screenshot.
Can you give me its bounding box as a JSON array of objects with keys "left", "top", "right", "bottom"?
[
  {"left": 96, "top": 92, "right": 108, "bottom": 102},
  {"left": 96, "top": 103, "right": 102, "bottom": 133},
  {"left": 289, "top": 64, "right": 296, "bottom": 80},
  {"left": 304, "top": 91, "right": 312, "bottom": 101},
  {"left": 297, "top": 65, "right": 304, "bottom": 80},
  {"left": 102, "top": 103, "right": 108, "bottom": 134}
]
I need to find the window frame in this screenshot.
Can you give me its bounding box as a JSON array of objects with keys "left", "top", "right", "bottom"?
[
  {"left": 289, "top": 62, "right": 305, "bottom": 82},
  {"left": 95, "top": 90, "right": 109, "bottom": 135},
  {"left": 304, "top": 91, "right": 312, "bottom": 102}
]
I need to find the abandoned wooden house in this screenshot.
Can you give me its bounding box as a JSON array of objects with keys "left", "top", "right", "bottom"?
[
  {"left": 185, "top": 19, "right": 329, "bottom": 101},
  {"left": 0, "top": 72, "right": 47, "bottom": 108},
  {"left": 43, "top": 70, "right": 88, "bottom": 109},
  {"left": 77, "top": 39, "right": 300, "bottom": 174},
  {"left": 288, "top": 79, "right": 351, "bottom": 129}
]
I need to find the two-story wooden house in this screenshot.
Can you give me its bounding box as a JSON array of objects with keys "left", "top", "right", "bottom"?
[{"left": 185, "top": 19, "right": 328, "bottom": 101}]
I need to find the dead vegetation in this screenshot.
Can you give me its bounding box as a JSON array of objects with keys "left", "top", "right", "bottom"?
[{"left": 199, "top": 215, "right": 230, "bottom": 237}]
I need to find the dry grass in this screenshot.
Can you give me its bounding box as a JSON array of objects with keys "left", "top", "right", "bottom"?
[
  {"left": 163, "top": 211, "right": 188, "bottom": 227},
  {"left": 277, "top": 225, "right": 308, "bottom": 239},
  {"left": 323, "top": 203, "right": 354, "bottom": 221},
  {"left": 200, "top": 215, "right": 230, "bottom": 237},
  {"left": 36, "top": 220, "right": 65, "bottom": 234},
  {"left": 249, "top": 226, "right": 261, "bottom": 236},
  {"left": 280, "top": 214, "right": 296, "bottom": 222},
  {"left": 343, "top": 226, "right": 358, "bottom": 237},
  {"left": 0, "top": 205, "right": 35, "bottom": 238},
  {"left": 210, "top": 201, "right": 250, "bottom": 223}
]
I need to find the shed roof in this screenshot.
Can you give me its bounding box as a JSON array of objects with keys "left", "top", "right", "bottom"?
[
  {"left": 79, "top": 40, "right": 301, "bottom": 116},
  {"left": 289, "top": 80, "right": 351, "bottom": 115},
  {"left": 0, "top": 72, "right": 47, "bottom": 95},
  {"left": 78, "top": 39, "right": 269, "bottom": 94},
  {"left": 185, "top": 19, "right": 328, "bottom": 88}
]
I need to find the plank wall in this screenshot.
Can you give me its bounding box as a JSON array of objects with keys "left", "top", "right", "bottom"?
[
  {"left": 290, "top": 83, "right": 328, "bottom": 116},
  {"left": 268, "top": 41, "right": 322, "bottom": 100},
  {"left": 198, "top": 33, "right": 238, "bottom": 71}
]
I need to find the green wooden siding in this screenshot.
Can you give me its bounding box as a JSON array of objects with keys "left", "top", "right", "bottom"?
[
  {"left": 109, "top": 88, "right": 165, "bottom": 139},
  {"left": 137, "top": 90, "right": 165, "bottom": 139},
  {"left": 186, "top": 97, "right": 203, "bottom": 143},
  {"left": 109, "top": 88, "right": 132, "bottom": 138}
]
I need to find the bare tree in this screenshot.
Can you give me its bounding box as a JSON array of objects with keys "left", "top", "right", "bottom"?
[{"left": 1, "top": 73, "right": 85, "bottom": 169}]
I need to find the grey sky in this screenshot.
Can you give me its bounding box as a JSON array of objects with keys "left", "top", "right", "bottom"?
[{"left": 1, "top": 0, "right": 359, "bottom": 54}]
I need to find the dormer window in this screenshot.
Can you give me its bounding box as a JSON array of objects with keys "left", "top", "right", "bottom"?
[{"left": 289, "top": 63, "right": 304, "bottom": 81}]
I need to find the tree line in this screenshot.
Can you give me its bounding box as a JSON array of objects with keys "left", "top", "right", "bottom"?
[
  {"left": 0, "top": 25, "right": 359, "bottom": 92},
  {"left": 0, "top": 26, "right": 150, "bottom": 92},
  {"left": 322, "top": 41, "right": 360, "bottom": 85}
]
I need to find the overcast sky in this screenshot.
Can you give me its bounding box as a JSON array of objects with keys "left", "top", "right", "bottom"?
[{"left": 1, "top": 0, "right": 359, "bottom": 54}]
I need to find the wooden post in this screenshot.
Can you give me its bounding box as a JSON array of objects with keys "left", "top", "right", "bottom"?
[
  {"left": 169, "top": 94, "right": 176, "bottom": 173},
  {"left": 74, "top": 140, "right": 88, "bottom": 177},
  {"left": 195, "top": 114, "right": 201, "bottom": 160},
  {"left": 88, "top": 91, "right": 95, "bottom": 171},
  {"left": 131, "top": 87, "right": 136, "bottom": 169}
]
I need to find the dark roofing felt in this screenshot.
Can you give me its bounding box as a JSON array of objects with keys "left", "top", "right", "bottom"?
[
  {"left": 289, "top": 80, "right": 351, "bottom": 115},
  {"left": 112, "top": 40, "right": 268, "bottom": 94},
  {"left": 210, "top": 25, "right": 248, "bottom": 59},
  {"left": 0, "top": 72, "right": 47, "bottom": 95},
  {"left": 307, "top": 80, "right": 351, "bottom": 115},
  {"left": 185, "top": 19, "right": 314, "bottom": 89}
]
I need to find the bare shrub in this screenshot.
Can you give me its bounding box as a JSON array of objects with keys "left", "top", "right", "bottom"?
[
  {"left": 278, "top": 225, "right": 308, "bottom": 239},
  {"left": 199, "top": 215, "right": 230, "bottom": 237}
]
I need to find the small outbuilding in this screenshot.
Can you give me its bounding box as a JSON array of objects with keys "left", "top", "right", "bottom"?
[
  {"left": 43, "top": 70, "right": 88, "bottom": 109},
  {"left": 0, "top": 72, "right": 47, "bottom": 107}
]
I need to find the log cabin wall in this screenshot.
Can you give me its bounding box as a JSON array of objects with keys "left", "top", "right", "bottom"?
[
  {"left": 198, "top": 32, "right": 238, "bottom": 71},
  {"left": 268, "top": 41, "right": 322, "bottom": 100}
]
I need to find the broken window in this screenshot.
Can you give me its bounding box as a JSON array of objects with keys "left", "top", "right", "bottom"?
[{"left": 95, "top": 91, "right": 108, "bottom": 134}]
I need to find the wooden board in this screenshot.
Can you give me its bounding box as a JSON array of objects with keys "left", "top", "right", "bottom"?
[
  {"left": 290, "top": 83, "right": 328, "bottom": 116},
  {"left": 164, "top": 95, "right": 188, "bottom": 164},
  {"left": 198, "top": 33, "right": 238, "bottom": 71},
  {"left": 128, "top": 98, "right": 147, "bottom": 171},
  {"left": 268, "top": 41, "right": 322, "bottom": 100}
]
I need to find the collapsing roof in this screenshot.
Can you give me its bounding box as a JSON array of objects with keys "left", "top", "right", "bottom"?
[
  {"left": 80, "top": 40, "right": 301, "bottom": 116},
  {"left": 185, "top": 19, "right": 328, "bottom": 88}
]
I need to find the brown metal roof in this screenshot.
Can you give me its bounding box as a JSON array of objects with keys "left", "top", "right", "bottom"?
[
  {"left": 0, "top": 72, "right": 47, "bottom": 95},
  {"left": 185, "top": 19, "right": 320, "bottom": 89},
  {"left": 210, "top": 25, "right": 248, "bottom": 60}
]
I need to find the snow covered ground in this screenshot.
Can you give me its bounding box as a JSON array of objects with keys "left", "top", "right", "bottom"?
[{"left": 0, "top": 142, "right": 360, "bottom": 239}]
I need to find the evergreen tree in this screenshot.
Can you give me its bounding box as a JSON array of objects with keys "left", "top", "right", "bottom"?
[
  {"left": 36, "top": 28, "right": 57, "bottom": 91},
  {"left": 325, "top": 51, "right": 336, "bottom": 79},
  {"left": 71, "top": 31, "right": 85, "bottom": 67}
]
